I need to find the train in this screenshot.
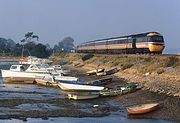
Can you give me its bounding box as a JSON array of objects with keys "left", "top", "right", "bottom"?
[{"left": 76, "top": 32, "right": 165, "bottom": 54}]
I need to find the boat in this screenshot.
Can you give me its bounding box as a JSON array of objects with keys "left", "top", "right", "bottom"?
[
  {"left": 19, "top": 56, "right": 52, "bottom": 65},
  {"left": 68, "top": 92, "right": 100, "bottom": 100},
  {"left": 105, "top": 67, "right": 119, "bottom": 75},
  {"left": 35, "top": 74, "right": 78, "bottom": 87},
  {"left": 35, "top": 75, "right": 58, "bottom": 87},
  {"left": 96, "top": 68, "right": 119, "bottom": 76},
  {"left": 86, "top": 68, "right": 104, "bottom": 76},
  {"left": 127, "top": 103, "right": 159, "bottom": 114},
  {"left": 57, "top": 82, "right": 104, "bottom": 92},
  {"left": 1, "top": 64, "right": 62, "bottom": 83},
  {"left": 86, "top": 77, "right": 113, "bottom": 86},
  {"left": 1, "top": 69, "right": 50, "bottom": 83},
  {"left": 100, "top": 83, "right": 140, "bottom": 97}
]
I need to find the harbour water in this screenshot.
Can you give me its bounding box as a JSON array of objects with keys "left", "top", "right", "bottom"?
[{"left": 0, "top": 61, "right": 176, "bottom": 123}]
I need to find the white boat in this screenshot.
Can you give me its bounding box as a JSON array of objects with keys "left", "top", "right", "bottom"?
[
  {"left": 35, "top": 74, "right": 78, "bottom": 87},
  {"left": 1, "top": 64, "right": 61, "bottom": 83},
  {"left": 35, "top": 75, "right": 58, "bottom": 87},
  {"left": 19, "top": 56, "right": 52, "bottom": 65},
  {"left": 68, "top": 92, "right": 99, "bottom": 100},
  {"left": 1, "top": 69, "right": 50, "bottom": 83},
  {"left": 57, "top": 82, "right": 104, "bottom": 92}
]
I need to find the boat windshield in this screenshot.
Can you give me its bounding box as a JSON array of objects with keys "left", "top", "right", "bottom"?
[{"left": 36, "top": 65, "right": 50, "bottom": 69}]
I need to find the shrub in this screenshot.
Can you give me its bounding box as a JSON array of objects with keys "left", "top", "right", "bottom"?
[
  {"left": 162, "top": 56, "right": 179, "bottom": 67},
  {"left": 121, "top": 63, "right": 133, "bottom": 70},
  {"left": 81, "top": 54, "right": 94, "bottom": 61},
  {"left": 157, "top": 69, "right": 165, "bottom": 74}
]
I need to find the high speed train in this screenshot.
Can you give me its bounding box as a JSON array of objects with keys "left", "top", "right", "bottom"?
[{"left": 76, "top": 32, "right": 165, "bottom": 54}]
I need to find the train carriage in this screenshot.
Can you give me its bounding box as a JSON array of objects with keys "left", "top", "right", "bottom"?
[{"left": 76, "top": 32, "right": 165, "bottom": 54}]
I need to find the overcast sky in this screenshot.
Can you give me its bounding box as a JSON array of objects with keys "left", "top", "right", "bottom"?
[{"left": 0, "top": 0, "right": 180, "bottom": 50}]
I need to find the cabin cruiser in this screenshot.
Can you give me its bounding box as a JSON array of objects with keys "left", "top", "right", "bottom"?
[{"left": 1, "top": 64, "right": 77, "bottom": 83}]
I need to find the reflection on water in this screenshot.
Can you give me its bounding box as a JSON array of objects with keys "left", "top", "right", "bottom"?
[{"left": 0, "top": 116, "right": 175, "bottom": 123}]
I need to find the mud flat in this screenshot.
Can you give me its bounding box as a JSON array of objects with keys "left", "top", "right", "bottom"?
[{"left": 65, "top": 66, "right": 180, "bottom": 122}]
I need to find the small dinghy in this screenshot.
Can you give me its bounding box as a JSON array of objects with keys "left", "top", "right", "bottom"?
[
  {"left": 127, "top": 103, "right": 159, "bottom": 115},
  {"left": 86, "top": 77, "right": 113, "bottom": 86},
  {"left": 86, "top": 68, "right": 104, "bottom": 76},
  {"left": 68, "top": 92, "right": 100, "bottom": 100}
]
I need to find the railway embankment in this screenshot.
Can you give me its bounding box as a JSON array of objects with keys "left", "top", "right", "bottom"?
[{"left": 52, "top": 53, "right": 180, "bottom": 97}]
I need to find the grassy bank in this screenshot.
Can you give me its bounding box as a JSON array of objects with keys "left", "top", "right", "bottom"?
[{"left": 51, "top": 53, "right": 180, "bottom": 97}]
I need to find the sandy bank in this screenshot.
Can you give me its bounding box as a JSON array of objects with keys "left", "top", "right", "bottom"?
[{"left": 53, "top": 53, "right": 180, "bottom": 97}]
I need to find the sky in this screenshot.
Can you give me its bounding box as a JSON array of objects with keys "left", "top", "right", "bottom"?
[{"left": 0, "top": 0, "right": 180, "bottom": 51}]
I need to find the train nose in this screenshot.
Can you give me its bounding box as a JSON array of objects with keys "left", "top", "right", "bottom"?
[{"left": 148, "top": 44, "right": 165, "bottom": 52}]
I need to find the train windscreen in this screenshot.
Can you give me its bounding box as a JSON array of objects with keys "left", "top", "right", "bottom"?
[{"left": 151, "top": 36, "right": 164, "bottom": 42}]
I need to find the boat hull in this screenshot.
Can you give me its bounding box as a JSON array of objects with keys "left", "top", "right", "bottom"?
[
  {"left": 58, "top": 82, "right": 104, "bottom": 92},
  {"left": 127, "top": 103, "right": 159, "bottom": 115},
  {"left": 68, "top": 93, "right": 99, "bottom": 100},
  {"left": 35, "top": 79, "right": 58, "bottom": 87},
  {"left": 1, "top": 70, "right": 49, "bottom": 83},
  {"left": 3, "top": 77, "right": 35, "bottom": 84}
]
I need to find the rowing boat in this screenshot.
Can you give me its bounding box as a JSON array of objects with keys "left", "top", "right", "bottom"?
[{"left": 127, "top": 103, "right": 159, "bottom": 114}]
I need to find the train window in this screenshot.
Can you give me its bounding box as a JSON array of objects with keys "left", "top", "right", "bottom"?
[
  {"left": 95, "top": 41, "right": 106, "bottom": 45},
  {"left": 151, "top": 36, "right": 164, "bottom": 42}
]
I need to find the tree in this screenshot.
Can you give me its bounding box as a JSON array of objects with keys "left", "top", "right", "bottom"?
[
  {"left": 53, "top": 36, "right": 75, "bottom": 53},
  {"left": 61, "top": 37, "right": 74, "bottom": 52}
]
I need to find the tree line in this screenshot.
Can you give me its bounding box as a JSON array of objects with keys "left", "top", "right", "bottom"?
[{"left": 0, "top": 33, "right": 75, "bottom": 58}]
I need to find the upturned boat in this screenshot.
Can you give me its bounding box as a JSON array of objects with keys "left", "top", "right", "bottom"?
[
  {"left": 86, "top": 68, "right": 104, "bottom": 76},
  {"left": 127, "top": 103, "right": 159, "bottom": 114}
]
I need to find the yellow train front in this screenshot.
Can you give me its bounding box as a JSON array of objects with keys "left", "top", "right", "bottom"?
[{"left": 76, "top": 32, "right": 165, "bottom": 54}]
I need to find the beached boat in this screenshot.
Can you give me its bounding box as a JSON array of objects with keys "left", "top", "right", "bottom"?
[
  {"left": 86, "top": 77, "right": 113, "bottom": 86},
  {"left": 100, "top": 83, "right": 140, "bottom": 97},
  {"left": 96, "top": 68, "right": 119, "bottom": 76},
  {"left": 68, "top": 92, "right": 100, "bottom": 100},
  {"left": 127, "top": 103, "right": 159, "bottom": 115},
  {"left": 35, "top": 74, "right": 78, "bottom": 87},
  {"left": 35, "top": 75, "right": 58, "bottom": 87},
  {"left": 57, "top": 82, "right": 104, "bottom": 92},
  {"left": 105, "top": 67, "right": 119, "bottom": 75},
  {"left": 86, "top": 68, "right": 104, "bottom": 76},
  {"left": 1, "top": 64, "right": 62, "bottom": 83},
  {"left": 1, "top": 69, "right": 50, "bottom": 83}
]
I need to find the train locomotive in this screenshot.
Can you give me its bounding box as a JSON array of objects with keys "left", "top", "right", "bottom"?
[{"left": 76, "top": 32, "right": 165, "bottom": 54}]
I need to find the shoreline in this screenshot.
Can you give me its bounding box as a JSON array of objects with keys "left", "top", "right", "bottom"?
[
  {"left": 65, "top": 65, "right": 180, "bottom": 122},
  {"left": 57, "top": 53, "right": 180, "bottom": 97}
]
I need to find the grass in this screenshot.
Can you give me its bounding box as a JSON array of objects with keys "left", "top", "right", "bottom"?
[{"left": 81, "top": 54, "right": 94, "bottom": 61}]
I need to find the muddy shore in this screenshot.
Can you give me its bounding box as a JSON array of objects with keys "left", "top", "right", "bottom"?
[
  {"left": 66, "top": 66, "right": 180, "bottom": 122},
  {"left": 0, "top": 66, "right": 179, "bottom": 122}
]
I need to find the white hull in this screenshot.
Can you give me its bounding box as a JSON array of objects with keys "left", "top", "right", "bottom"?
[
  {"left": 57, "top": 82, "right": 104, "bottom": 92},
  {"left": 1, "top": 70, "right": 50, "bottom": 83},
  {"left": 68, "top": 93, "right": 99, "bottom": 100},
  {"left": 55, "top": 76, "right": 78, "bottom": 82},
  {"left": 35, "top": 74, "right": 78, "bottom": 82},
  {"left": 35, "top": 78, "right": 58, "bottom": 87}
]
